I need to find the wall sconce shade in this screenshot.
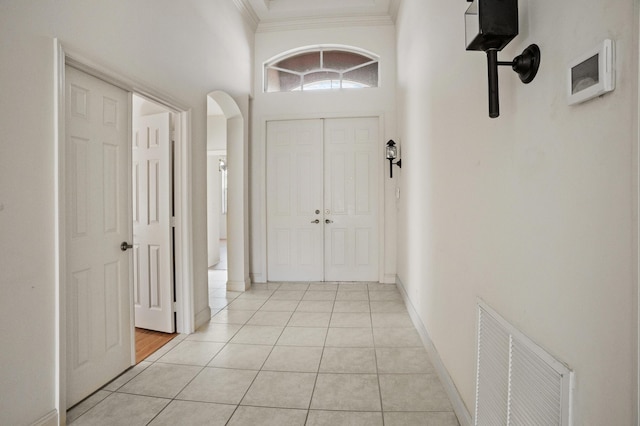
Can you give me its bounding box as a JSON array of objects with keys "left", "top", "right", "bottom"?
[
  {"left": 386, "top": 142, "right": 397, "bottom": 161},
  {"left": 464, "top": 0, "right": 541, "bottom": 118},
  {"left": 464, "top": 0, "right": 518, "bottom": 52},
  {"left": 386, "top": 140, "right": 402, "bottom": 178}
]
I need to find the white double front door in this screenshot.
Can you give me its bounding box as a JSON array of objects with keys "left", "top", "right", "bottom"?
[{"left": 267, "top": 117, "right": 380, "bottom": 282}]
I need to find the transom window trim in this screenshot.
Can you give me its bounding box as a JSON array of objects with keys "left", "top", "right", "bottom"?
[
  {"left": 264, "top": 46, "right": 380, "bottom": 92},
  {"left": 267, "top": 60, "right": 377, "bottom": 78}
]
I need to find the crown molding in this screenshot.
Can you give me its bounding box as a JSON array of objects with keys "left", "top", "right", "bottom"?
[
  {"left": 232, "top": 0, "right": 259, "bottom": 31},
  {"left": 257, "top": 14, "right": 395, "bottom": 33},
  {"left": 388, "top": 0, "right": 402, "bottom": 23}
]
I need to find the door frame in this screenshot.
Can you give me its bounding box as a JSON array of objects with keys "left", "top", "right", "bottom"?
[
  {"left": 259, "top": 113, "right": 387, "bottom": 283},
  {"left": 54, "top": 40, "right": 195, "bottom": 422},
  {"left": 636, "top": 0, "right": 640, "bottom": 420}
]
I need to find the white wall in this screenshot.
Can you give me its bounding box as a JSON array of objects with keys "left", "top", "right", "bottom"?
[
  {"left": 0, "top": 1, "right": 253, "bottom": 424},
  {"left": 207, "top": 115, "right": 227, "bottom": 151},
  {"left": 395, "top": 0, "right": 638, "bottom": 424},
  {"left": 250, "top": 24, "right": 398, "bottom": 283}
]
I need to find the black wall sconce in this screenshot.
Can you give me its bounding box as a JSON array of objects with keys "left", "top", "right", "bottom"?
[
  {"left": 386, "top": 140, "right": 402, "bottom": 178},
  {"left": 464, "top": 0, "right": 541, "bottom": 118}
]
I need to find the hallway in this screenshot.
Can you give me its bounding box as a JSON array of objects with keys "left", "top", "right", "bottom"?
[{"left": 67, "top": 282, "right": 459, "bottom": 425}]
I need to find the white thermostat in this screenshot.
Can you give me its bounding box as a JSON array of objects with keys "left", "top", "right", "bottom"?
[{"left": 567, "top": 39, "right": 615, "bottom": 105}]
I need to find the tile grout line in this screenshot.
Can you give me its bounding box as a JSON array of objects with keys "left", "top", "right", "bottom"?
[
  {"left": 141, "top": 345, "right": 214, "bottom": 425},
  {"left": 225, "top": 281, "right": 305, "bottom": 424},
  {"left": 136, "top": 292, "right": 260, "bottom": 425},
  {"left": 304, "top": 281, "right": 335, "bottom": 425},
  {"left": 223, "top": 284, "right": 283, "bottom": 426},
  {"left": 370, "top": 284, "right": 386, "bottom": 426}
]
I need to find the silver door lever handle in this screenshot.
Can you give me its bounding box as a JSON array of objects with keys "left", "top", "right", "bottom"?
[{"left": 311, "top": 219, "right": 320, "bottom": 224}]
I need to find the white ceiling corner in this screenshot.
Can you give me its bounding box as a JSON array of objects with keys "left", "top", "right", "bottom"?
[
  {"left": 388, "top": 0, "right": 401, "bottom": 21},
  {"left": 232, "top": 0, "right": 260, "bottom": 30}
]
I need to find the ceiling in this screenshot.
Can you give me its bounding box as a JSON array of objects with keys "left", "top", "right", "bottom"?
[{"left": 236, "top": 0, "right": 400, "bottom": 30}]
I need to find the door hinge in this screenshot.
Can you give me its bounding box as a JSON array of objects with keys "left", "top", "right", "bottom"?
[
  {"left": 173, "top": 301, "right": 178, "bottom": 313},
  {"left": 170, "top": 217, "right": 176, "bottom": 227}
]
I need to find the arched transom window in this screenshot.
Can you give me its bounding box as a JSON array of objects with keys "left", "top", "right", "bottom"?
[{"left": 264, "top": 46, "right": 379, "bottom": 92}]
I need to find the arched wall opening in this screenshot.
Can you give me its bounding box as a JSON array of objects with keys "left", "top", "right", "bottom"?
[{"left": 206, "top": 91, "right": 250, "bottom": 293}]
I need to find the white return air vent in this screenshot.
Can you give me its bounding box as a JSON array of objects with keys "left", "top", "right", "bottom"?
[{"left": 475, "top": 300, "right": 573, "bottom": 426}]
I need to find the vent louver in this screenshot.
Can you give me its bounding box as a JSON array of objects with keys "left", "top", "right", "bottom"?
[{"left": 475, "top": 301, "right": 573, "bottom": 426}]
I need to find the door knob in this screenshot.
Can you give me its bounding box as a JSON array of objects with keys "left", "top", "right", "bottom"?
[
  {"left": 325, "top": 219, "right": 333, "bottom": 224},
  {"left": 311, "top": 219, "right": 320, "bottom": 224},
  {"left": 120, "top": 241, "right": 133, "bottom": 251}
]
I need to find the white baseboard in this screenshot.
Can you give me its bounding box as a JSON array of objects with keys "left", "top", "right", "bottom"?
[
  {"left": 227, "top": 279, "right": 250, "bottom": 292},
  {"left": 382, "top": 273, "right": 396, "bottom": 284},
  {"left": 396, "top": 276, "right": 474, "bottom": 426},
  {"left": 250, "top": 273, "right": 265, "bottom": 283},
  {"left": 194, "top": 306, "right": 212, "bottom": 329},
  {"left": 31, "top": 410, "right": 57, "bottom": 426}
]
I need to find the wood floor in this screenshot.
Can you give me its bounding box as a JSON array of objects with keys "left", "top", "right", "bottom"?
[{"left": 135, "top": 328, "right": 178, "bottom": 364}]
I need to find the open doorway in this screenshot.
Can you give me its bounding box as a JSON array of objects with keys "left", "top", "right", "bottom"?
[
  {"left": 205, "top": 91, "right": 250, "bottom": 317},
  {"left": 207, "top": 97, "right": 231, "bottom": 314},
  {"left": 58, "top": 50, "right": 196, "bottom": 417}
]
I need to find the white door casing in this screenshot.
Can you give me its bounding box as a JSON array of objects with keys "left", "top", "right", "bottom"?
[
  {"left": 65, "top": 65, "right": 132, "bottom": 408},
  {"left": 132, "top": 112, "right": 174, "bottom": 333},
  {"left": 324, "top": 118, "right": 379, "bottom": 282},
  {"left": 266, "top": 120, "right": 324, "bottom": 281},
  {"left": 266, "top": 117, "right": 379, "bottom": 282}
]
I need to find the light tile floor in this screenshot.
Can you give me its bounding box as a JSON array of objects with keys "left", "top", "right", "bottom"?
[{"left": 68, "top": 279, "right": 460, "bottom": 426}]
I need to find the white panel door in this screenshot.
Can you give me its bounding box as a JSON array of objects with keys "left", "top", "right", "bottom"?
[
  {"left": 132, "top": 112, "right": 174, "bottom": 332},
  {"left": 266, "top": 120, "right": 324, "bottom": 281},
  {"left": 266, "top": 117, "right": 379, "bottom": 282},
  {"left": 324, "top": 118, "right": 379, "bottom": 282},
  {"left": 65, "top": 66, "right": 132, "bottom": 408}
]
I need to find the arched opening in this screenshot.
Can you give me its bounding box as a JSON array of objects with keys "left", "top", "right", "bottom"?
[{"left": 206, "top": 91, "right": 250, "bottom": 301}]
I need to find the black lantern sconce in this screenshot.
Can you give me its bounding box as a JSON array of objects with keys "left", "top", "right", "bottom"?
[
  {"left": 465, "top": 0, "right": 541, "bottom": 118},
  {"left": 386, "top": 140, "right": 402, "bottom": 178}
]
